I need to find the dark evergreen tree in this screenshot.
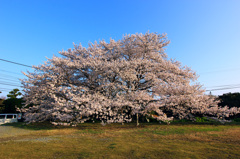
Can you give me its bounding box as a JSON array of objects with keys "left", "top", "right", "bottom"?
[
  {"left": 218, "top": 92, "right": 240, "bottom": 108},
  {"left": 1, "top": 89, "right": 24, "bottom": 113}
]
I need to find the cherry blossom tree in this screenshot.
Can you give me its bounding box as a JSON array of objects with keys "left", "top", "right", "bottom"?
[{"left": 21, "top": 32, "right": 240, "bottom": 125}]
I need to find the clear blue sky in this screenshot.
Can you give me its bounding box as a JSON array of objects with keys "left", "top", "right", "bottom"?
[{"left": 0, "top": 0, "right": 240, "bottom": 97}]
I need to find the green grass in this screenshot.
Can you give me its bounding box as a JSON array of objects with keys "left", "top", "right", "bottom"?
[{"left": 0, "top": 122, "right": 240, "bottom": 158}]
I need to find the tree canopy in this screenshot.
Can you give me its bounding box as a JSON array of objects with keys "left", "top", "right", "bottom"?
[
  {"left": 0, "top": 89, "right": 24, "bottom": 113},
  {"left": 218, "top": 92, "right": 240, "bottom": 108},
  {"left": 21, "top": 32, "right": 240, "bottom": 125},
  {"left": 7, "top": 89, "right": 22, "bottom": 98}
]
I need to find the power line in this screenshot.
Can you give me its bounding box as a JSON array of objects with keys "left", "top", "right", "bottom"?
[
  {"left": 0, "top": 73, "right": 21, "bottom": 79},
  {"left": 0, "top": 77, "right": 20, "bottom": 83},
  {"left": 204, "top": 83, "right": 240, "bottom": 92},
  {"left": 0, "top": 87, "right": 12, "bottom": 89},
  {"left": 0, "top": 80, "right": 21, "bottom": 85},
  {"left": 0, "top": 58, "right": 32, "bottom": 68},
  {"left": 206, "top": 86, "right": 240, "bottom": 92},
  {"left": 0, "top": 89, "right": 13, "bottom": 92},
  {"left": 0, "top": 90, "right": 12, "bottom": 92},
  {"left": 199, "top": 68, "right": 240, "bottom": 75},
  {"left": 0, "top": 88, "right": 13, "bottom": 91},
  {"left": 205, "top": 83, "right": 240, "bottom": 89},
  {"left": 0, "top": 82, "right": 22, "bottom": 88},
  {"left": 0, "top": 69, "right": 24, "bottom": 76},
  {"left": 0, "top": 87, "right": 23, "bottom": 92},
  {"left": 0, "top": 87, "right": 16, "bottom": 90}
]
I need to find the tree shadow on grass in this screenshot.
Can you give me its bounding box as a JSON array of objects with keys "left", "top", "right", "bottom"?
[
  {"left": 2, "top": 122, "right": 67, "bottom": 130},
  {"left": 4, "top": 119, "right": 239, "bottom": 131},
  {"left": 2, "top": 121, "right": 149, "bottom": 131}
]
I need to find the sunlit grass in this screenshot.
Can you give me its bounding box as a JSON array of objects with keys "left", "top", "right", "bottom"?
[{"left": 0, "top": 122, "right": 239, "bottom": 158}]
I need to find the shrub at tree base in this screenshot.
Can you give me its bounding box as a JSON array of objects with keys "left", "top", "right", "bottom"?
[{"left": 21, "top": 32, "right": 240, "bottom": 126}]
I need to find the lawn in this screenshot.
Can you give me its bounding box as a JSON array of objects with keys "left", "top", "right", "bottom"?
[{"left": 0, "top": 122, "right": 239, "bottom": 159}]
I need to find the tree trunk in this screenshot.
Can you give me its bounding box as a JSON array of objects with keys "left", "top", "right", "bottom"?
[{"left": 136, "top": 113, "right": 139, "bottom": 126}]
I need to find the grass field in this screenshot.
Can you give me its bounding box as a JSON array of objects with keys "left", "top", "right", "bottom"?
[{"left": 0, "top": 122, "right": 240, "bottom": 159}]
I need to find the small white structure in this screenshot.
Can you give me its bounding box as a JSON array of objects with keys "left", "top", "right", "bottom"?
[{"left": 0, "top": 114, "right": 19, "bottom": 125}]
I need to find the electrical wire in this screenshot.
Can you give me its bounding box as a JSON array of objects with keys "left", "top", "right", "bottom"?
[
  {"left": 0, "top": 82, "right": 22, "bottom": 88},
  {"left": 0, "top": 80, "right": 21, "bottom": 86},
  {"left": 0, "top": 73, "right": 22, "bottom": 79},
  {"left": 0, "top": 87, "right": 16, "bottom": 90},
  {"left": 0, "top": 69, "right": 24, "bottom": 76},
  {"left": 206, "top": 86, "right": 240, "bottom": 91},
  {"left": 0, "top": 77, "right": 20, "bottom": 83},
  {"left": 199, "top": 67, "right": 240, "bottom": 75},
  {"left": 206, "top": 84, "right": 240, "bottom": 89},
  {"left": 0, "top": 90, "right": 12, "bottom": 92},
  {"left": 0, "top": 88, "right": 13, "bottom": 91},
  {"left": 0, "top": 89, "right": 14, "bottom": 92},
  {"left": 0, "top": 58, "right": 32, "bottom": 68}
]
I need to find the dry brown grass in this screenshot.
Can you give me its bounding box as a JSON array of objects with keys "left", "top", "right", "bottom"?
[{"left": 0, "top": 123, "right": 239, "bottom": 159}]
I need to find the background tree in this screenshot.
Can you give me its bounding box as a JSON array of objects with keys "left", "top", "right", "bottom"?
[
  {"left": 218, "top": 92, "right": 240, "bottom": 108},
  {"left": 2, "top": 89, "right": 24, "bottom": 113},
  {"left": 21, "top": 32, "right": 240, "bottom": 125},
  {"left": 0, "top": 91, "right": 5, "bottom": 113},
  {"left": 7, "top": 89, "right": 22, "bottom": 98}
]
